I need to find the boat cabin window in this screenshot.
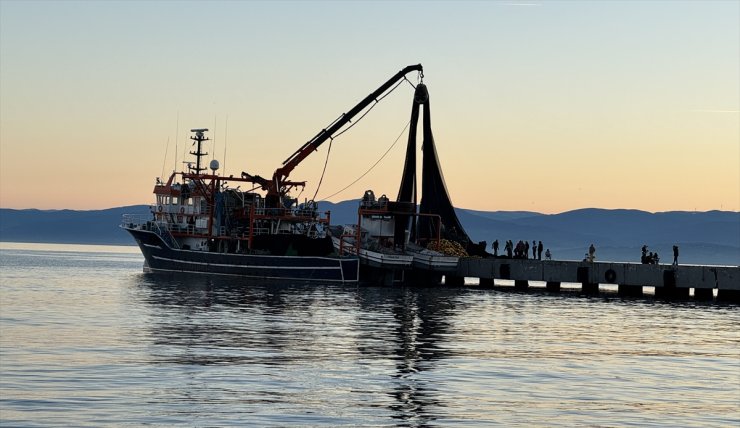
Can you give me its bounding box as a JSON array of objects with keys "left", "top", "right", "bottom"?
[
  {"left": 171, "top": 197, "right": 179, "bottom": 205},
  {"left": 164, "top": 196, "right": 171, "bottom": 205},
  {"left": 186, "top": 197, "right": 193, "bottom": 206}
]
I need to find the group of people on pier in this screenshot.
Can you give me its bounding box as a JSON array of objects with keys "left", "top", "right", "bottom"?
[
  {"left": 491, "top": 239, "right": 549, "bottom": 260},
  {"left": 489, "top": 240, "right": 681, "bottom": 265},
  {"left": 641, "top": 244, "right": 679, "bottom": 265}
]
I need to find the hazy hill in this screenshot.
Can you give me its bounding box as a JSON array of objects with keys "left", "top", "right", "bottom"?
[
  {"left": 1, "top": 202, "right": 738, "bottom": 265},
  {"left": 0, "top": 205, "right": 150, "bottom": 245}
]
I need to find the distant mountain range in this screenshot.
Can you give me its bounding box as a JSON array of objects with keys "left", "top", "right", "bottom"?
[{"left": 1, "top": 202, "right": 738, "bottom": 265}]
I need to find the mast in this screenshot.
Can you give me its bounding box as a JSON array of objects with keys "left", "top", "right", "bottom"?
[{"left": 189, "top": 128, "right": 209, "bottom": 174}]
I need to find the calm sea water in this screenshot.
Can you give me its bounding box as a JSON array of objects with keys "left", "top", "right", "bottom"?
[{"left": 0, "top": 242, "right": 738, "bottom": 427}]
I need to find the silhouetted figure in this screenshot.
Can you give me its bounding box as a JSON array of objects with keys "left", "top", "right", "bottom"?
[
  {"left": 532, "top": 240, "right": 537, "bottom": 259},
  {"left": 673, "top": 245, "right": 679, "bottom": 265},
  {"left": 493, "top": 239, "right": 499, "bottom": 257},
  {"left": 654, "top": 252, "right": 659, "bottom": 264},
  {"left": 545, "top": 248, "right": 551, "bottom": 260},
  {"left": 588, "top": 243, "right": 596, "bottom": 262},
  {"left": 506, "top": 240, "right": 513, "bottom": 258},
  {"left": 641, "top": 245, "right": 649, "bottom": 264},
  {"left": 524, "top": 241, "right": 530, "bottom": 259},
  {"left": 537, "top": 241, "right": 543, "bottom": 260}
]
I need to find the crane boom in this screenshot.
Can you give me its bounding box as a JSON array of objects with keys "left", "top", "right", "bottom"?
[{"left": 264, "top": 64, "right": 423, "bottom": 198}]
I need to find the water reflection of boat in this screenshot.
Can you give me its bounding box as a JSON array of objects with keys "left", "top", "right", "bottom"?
[{"left": 137, "top": 274, "right": 462, "bottom": 423}]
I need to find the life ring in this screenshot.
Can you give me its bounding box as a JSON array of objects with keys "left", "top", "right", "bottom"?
[
  {"left": 179, "top": 207, "right": 185, "bottom": 214},
  {"left": 605, "top": 269, "right": 617, "bottom": 284},
  {"left": 157, "top": 205, "right": 163, "bottom": 212}
]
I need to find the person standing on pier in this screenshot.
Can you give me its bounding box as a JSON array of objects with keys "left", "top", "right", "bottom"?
[
  {"left": 588, "top": 243, "right": 596, "bottom": 262},
  {"left": 673, "top": 245, "right": 679, "bottom": 265},
  {"left": 493, "top": 240, "right": 499, "bottom": 257},
  {"left": 537, "top": 241, "right": 543, "bottom": 260},
  {"left": 524, "top": 241, "right": 530, "bottom": 259},
  {"left": 506, "top": 240, "right": 513, "bottom": 258},
  {"left": 545, "top": 248, "right": 551, "bottom": 260},
  {"left": 532, "top": 240, "right": 537, "bottom": 259}
]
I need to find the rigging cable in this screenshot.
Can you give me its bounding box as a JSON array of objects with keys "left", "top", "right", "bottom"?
[
  {"left": 332, "top": 78, "right": 407, "bottom": 140},
  {"left": 160, "top": 137, "right": 170, "bottom": 180},
  {"left": 173, "top": 112, "right": 179, "bottom": 173},
  {"left": 223, "top": 115, "right": 229, "bottom": 173},
  {"left": 318, "top": 119, "right": 411, "bottom": 201},
  {"left": 310, "top": 138, "right": 333, "bottom": 202},
  {"left": 306, "top": 77, "right": 414, "bottom": 200}
]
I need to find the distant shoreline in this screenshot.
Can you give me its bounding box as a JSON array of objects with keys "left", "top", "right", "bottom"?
[
  {"left": 0, "top": 240, "right": 138, "bottom": 247},
  {"left": 2, "top": 205, "right": 738, "bottom": 266}
]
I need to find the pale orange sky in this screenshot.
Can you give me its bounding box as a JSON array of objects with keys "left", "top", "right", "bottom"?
[{"left": 1, "top": 1, "right": 738, "bottom": 213}]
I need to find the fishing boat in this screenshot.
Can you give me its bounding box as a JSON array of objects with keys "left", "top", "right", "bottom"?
[{"left": 121, "top": 65, "right": 426, "bottom": 282}]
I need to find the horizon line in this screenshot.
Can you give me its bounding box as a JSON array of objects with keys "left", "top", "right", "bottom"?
[{"left": 1, "top": 204, "right": 737, "bottom": 216}]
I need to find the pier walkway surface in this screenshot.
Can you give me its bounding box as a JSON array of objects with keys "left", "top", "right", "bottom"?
[{"left": 448, "top": 258, "right": 740, "bottom": 301}]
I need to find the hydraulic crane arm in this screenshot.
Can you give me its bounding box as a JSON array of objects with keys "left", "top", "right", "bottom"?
[{"left": 267, "top": 64, "right": 423, "bottom": 196}]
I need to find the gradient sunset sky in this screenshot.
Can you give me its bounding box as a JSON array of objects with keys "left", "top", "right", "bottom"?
[{"left": 1, "top": 1, "right": 738, "bottom": 213}]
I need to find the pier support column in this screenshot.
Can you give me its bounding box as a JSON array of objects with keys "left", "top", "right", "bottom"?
[
  {"left": 499, "top": 264, "right": 511, "bottom": 280},
  {"left": 479, "top": 278, "right": 494, "bottom": 288},
  {"left": 545, "top": 281, "right": 560, "bottom": 292},
  {"left": 693, "top": 288, "right": 714, "bottom": 301},
  {"left": 618, "top": 284, "right": 643, "bottom": 297},
  {"left": 514, "top": 280, "right": 529, "bottom": 290},
  {"left": 717, "top": 289, "right": 740, "bottom": 303},
  {"left": 655, "top": 270, "right": 689, "bottom": 299},
  {"left": 582, "top": 283, "right": 599, "bottom": 294},
  {"left": 655, "top": 287, "right": 690, "bottom": 299},
  {"left": 445, "top": 275, "right": 465, "bottom": 287},
  {"left": 577, "top": 266, "right": 598, "bottom": 294},
  {"left": 405, "top": 270, "right": 442, "bottom": 286}
]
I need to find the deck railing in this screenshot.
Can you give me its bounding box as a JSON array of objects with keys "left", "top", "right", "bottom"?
[{"left": 121, "top": 214, "right": 180, "bottom": 249}]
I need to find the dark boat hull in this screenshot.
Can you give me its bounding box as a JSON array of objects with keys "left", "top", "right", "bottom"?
[{"left": 125, "top": 228, "right": 359, "bottom": 283}]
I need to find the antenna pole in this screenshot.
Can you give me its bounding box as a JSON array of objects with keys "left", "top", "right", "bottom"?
[
  {"left": 174, "top": 112, "right": 179, "bottom": 173},
  {"left": 212, "top": 114, "right": 217, "bottom": 162},
  {"left": 161, "top": 137, "right": 170, "bottom": 179},
  {"left": 223, "top": 115, "right": 229, "bottom": 173}
]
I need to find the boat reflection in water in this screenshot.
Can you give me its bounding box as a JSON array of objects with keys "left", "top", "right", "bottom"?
[{"left": 135, "top": 273, "right": 464, "bottom": 424}]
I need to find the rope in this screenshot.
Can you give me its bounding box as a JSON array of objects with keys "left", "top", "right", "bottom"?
[
  {"left": 310, "top": 138, "right": 332, "bottom": 202},
  {"left": 318, "top": 119, "right": 411, "bottom": 201},
  {"left": 403, "top": 75, "right": 417, "bottom": 90},
  {"left": 309, "top": 78, "right": 411, "bottom": 200},
  {"left": 333, "top": 78, "right": 406, "bottom": 139}
]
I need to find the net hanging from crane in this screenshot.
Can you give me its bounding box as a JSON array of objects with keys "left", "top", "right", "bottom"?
[{"left": 397, "top": 83, "right": 476, "bottom": 252}]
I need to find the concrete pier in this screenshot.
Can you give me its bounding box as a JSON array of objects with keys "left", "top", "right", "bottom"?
[{"left": 456, "top": 259, "right": 740, "bottom": 302}]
